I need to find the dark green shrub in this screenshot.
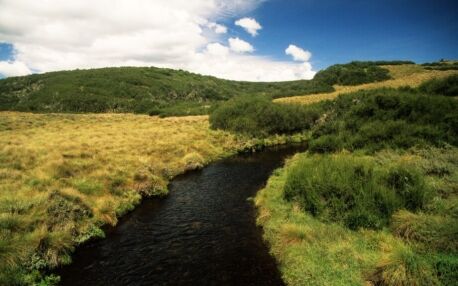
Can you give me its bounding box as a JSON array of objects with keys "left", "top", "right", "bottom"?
[
  {"left": 430, "top": 254, "right": 458, "bottom": 286},
  {"left": 385, "top": 166, "right": 428, "bottom": 210},
  {"left": 308, "top": 135, "right": 343, "bottom": 153},
  {"left": 314, "top": 61, "right": 391, "bottom": 86},
  {"left": 283, "top": 154, "right": 428, "bottom": 230},
  {"left": 46, "top": 191, "right": 93, "bottom": 231},
  {"left": 309, "top": 88, "right": 458, "bottom": 153},
  {"left": 210, "top": 95, "right": 320, "bottom": 137},
  {"left": 418, "top": 74, "right": 458, "bottom": 97}
]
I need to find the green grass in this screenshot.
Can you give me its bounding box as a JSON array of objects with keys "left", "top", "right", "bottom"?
[{"left": 256, "top": 148, "right": 457, "bottom": 286}]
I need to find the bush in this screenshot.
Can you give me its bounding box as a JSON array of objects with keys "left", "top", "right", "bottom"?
[
  {"left": 283, "top": 154, "right": 428, "bottom": 230},
  {"left": 309, "top": 88, "right": 458, "bottom": 152},
  {"left": 385, "top": 166, "right": 429, "bottom": 211},
  {"left": 418, "top": 74, "right": 458, "bottom": 97},
  {"left": 314, "top": 61, "right": 391, "bottom": 86},
  {"left": 210, "top": 95, "right": 321, "bottom": 137},
  {"left": 308, "top": 135, "right": 343, "bottom": 153}
]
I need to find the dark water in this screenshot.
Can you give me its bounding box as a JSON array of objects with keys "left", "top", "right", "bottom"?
[{"left": 58, "top": 144, "right": 306, "bottom": 286}]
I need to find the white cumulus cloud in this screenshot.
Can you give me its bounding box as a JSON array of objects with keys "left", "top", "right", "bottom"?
[
  {"left": 207, "top": 22, "right": 227, "bottom": 34},
  {"left": 228, "top": 37, "right": 254, "bottom": 53},
  {"left": 285, "top": 44, "right": 312, "bottom": 62},
  {"left": 0, "top": 60, "right": 32, "bottom": 77},
  {"left": 235, "top": 17, "right": 262, "bottom": 36},
  {"left": 0, "top": 0, "right": 316, "bottom": 81},
  {"left": 205, "top": 42, "right": 229, "bottom": 57}
]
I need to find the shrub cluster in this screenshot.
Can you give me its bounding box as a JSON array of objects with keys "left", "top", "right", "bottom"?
[
  {"left": 421, "top": 60, "right": 458, "bottom": 71},
  {"left": 313, "top": 61, "right": 391, "bottom": 86},
  {"left": 209, "top": 95, "right": 320, "bottom": 137},
  {"left": 418, "top": 74, "right": 458, "bottom": 97},
  {"left": 283, "top": 154, "right": 429, "bottom": 230},
  {"left": 309, "top": 88, "right": 458, "bottom": 153}
]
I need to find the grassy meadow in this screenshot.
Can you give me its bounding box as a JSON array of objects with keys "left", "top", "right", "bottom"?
[
  {"left": 275, "top": 64, "right": 458, "bottom": 105},
  {"left": 0, "top": 111, "right": 307, "bottom": 284}
]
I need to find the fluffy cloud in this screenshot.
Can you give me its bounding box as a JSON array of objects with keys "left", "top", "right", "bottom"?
[
  {"left": 0, "top": 60, "right": 31, "bottom": 77},
  {"left": 234, "top": 17, "right": 262, "bottom": 36},
  {"left": 207, "top": 22, "right": 227, "bottom": 34},
  {"left": 228, "top": 37, "right": 254, "bottom": 53},
  {"left": 194, "top": 44, "right": 315, "bottom": 81},
  {"left": 205, "top": 42, "right": 229, "bottom": 57},
  {"left": 0, "top": 0, "right": 315, "bottom": 81},
  {"left": 285, "top": 44, "right": 312, "bottom": 62}
]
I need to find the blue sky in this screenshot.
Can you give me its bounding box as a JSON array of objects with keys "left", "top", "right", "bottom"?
[
  {"left": 227, "top": 0, "right": 458, "bottom": 70},
  {"left": 0, "top": 0, "right": 457, "bottom": 80}
]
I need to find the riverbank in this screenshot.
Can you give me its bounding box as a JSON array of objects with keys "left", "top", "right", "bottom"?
[
  {"left": 0, "top": 112, "right": 307, "bottom": 285},
  {"left": 255, "top": 148, "right": 457, "bottom": 285}
]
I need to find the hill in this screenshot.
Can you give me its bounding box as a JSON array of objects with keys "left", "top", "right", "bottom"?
[
  {"left": 276, "top": 63, "right": 458, "bottom": 105},
  {"left": 0, "top": 66, "right": 332, "bottom": 116},
  {"left": 0, "top": 61, "right": 419, "bottom": 116}
]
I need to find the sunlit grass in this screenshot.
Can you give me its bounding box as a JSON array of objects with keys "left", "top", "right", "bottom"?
[{"left": 275, "top": 65, "right": 458, "bottom": 105}]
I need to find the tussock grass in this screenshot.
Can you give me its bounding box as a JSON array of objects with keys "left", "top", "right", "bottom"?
[
  {"left": 275, "top": 65, "right": 458, "bottom": 105},
  {"left": 368, "top": 245, "right": 440, "bottom": 286},
  {"left": 256, "top": 148, "right": 457, "bottom": 285},
  {"left": 0, "top": 112, "right": 304, "bottom": 284}
]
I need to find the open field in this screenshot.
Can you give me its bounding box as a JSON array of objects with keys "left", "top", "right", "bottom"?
[
  {"left": 0, "top": 112, "right": 306, "bottom": 284},
  {"left": 275, "top": 65, "right": 458, "bottom": 105}
]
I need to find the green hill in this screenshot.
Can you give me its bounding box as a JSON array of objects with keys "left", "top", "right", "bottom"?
[
  {"left": 0, "top": 61, "right": 412, "bottom": 116},
  {"left": 0, "top": 66, "right": 332, "bottom": 116}
]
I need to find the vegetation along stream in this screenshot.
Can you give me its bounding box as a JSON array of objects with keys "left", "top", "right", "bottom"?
[{"left": 57, "top": 144, "right": 307, "bottom": 285}]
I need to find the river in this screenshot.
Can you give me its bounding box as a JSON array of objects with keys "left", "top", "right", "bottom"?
[{"left": 57, "top": 144, "right": 306, "bottom": 285}]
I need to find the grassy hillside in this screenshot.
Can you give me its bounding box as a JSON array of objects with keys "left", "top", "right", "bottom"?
[
  {"left": 251, "top": 75, "right": 458, "bottom": 285},
  {"left": 0, "top": 61, "right": 417, "bottom": 116},
  {"left": 275, "top": 64, "right": 458, "bottom": 105},
  {"left": 0, "top": 66, "right": 332, "bottom": 116}
]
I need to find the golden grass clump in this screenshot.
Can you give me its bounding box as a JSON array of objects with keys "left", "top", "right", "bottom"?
[{"left": 367, "top": 245, "right": 440, "bottom": 286}]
